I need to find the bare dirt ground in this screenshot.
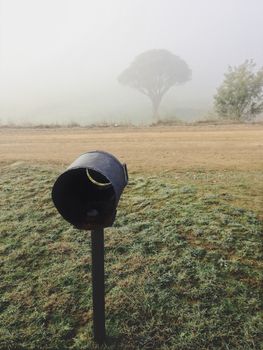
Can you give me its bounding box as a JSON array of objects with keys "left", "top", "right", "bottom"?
[{"left": 0, "top": 124, "right": 262, "bottom": 172}]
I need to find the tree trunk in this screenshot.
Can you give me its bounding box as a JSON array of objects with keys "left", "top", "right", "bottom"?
[{"left": 151, "top": 96, "right": 161, "bottom": 122}]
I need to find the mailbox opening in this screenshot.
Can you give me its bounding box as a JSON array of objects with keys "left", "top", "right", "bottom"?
[{"left": 52, "top": 167, "right": 116, "bottom": 229}]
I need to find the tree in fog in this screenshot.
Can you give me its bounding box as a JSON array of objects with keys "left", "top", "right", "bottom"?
[
  {"left": 118, "top": 49, "right": 191, "bottom": 121},
  {"left": 214, "top": 60, "right": 263, "bottom": 121}
]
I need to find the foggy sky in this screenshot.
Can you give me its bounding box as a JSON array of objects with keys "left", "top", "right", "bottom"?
[{"left": 0, "top": 0, "right": 263, "bottom": 124}]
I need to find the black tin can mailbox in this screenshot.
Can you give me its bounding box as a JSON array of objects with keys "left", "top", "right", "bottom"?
[{"left": 52, "top": 151, "right": 128, "bottom": 230}]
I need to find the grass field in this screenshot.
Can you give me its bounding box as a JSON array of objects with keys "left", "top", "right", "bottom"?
[{"left": 0, "top": 125, "right": 263, "bottom": 349}]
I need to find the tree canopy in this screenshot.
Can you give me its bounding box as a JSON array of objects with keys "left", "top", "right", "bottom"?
[
  {"left": 118, "top": 49, "right": 191, "bottom": 121},
  {"left": 214, "top": 60, "right": 263, "bottom": 121}
]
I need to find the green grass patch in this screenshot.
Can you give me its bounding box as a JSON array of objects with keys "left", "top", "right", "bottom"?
[{"left": 0, "top": 163, "right": 262, "bottom": 349}]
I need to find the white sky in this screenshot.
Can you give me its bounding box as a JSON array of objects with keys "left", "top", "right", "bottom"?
[{"left": 0, "top": 0, "right": 263, "bottom": 124}]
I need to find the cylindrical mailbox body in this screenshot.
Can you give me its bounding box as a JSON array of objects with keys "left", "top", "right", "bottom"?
[{"left": 52, "top": 151, "right": 128, "bottom": 230}]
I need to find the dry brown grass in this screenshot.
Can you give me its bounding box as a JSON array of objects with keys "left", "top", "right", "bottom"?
[{"left": 0, "top": 124, "right": 262, "bottom": 172}]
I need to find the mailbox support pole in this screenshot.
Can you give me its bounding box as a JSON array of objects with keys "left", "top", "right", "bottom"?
[{"left": 91, "top": 228, "right": 106, "bottom": 345}]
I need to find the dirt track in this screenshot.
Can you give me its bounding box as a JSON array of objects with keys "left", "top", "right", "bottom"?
[{"left": 0, "top": 124, "right": 262, "bottom": 172}]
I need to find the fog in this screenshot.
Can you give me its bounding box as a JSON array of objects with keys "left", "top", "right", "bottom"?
[{"left": 0, "top": 0, "right": 263, "bottom": 125}]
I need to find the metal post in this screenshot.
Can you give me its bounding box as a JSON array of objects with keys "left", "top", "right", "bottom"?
[{"left": 91, "top": 228, "right": 106, "bottom": 344}]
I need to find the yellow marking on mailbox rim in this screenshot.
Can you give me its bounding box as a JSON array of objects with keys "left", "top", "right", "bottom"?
[{"left": 86, "top": 169, "right": 111, "bottom": 187}]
